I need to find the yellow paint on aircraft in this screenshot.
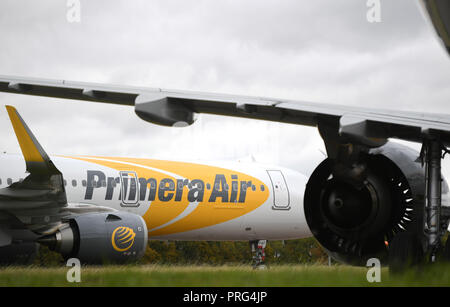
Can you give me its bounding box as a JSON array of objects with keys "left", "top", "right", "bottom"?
[{"left": 67, "top": 156, "right": 269, "bottom": 236}]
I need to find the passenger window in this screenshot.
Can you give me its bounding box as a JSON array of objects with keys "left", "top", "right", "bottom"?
[
  {"left": 260, "top": 185, "right": 265, "bottom": 192},
  {"left": 63, "top": 180, "right": 67, "bottom": 186},
  {"left": 0, "top": 178, "right": 2, "bottom": 185},
  {"left": 7, "top": 178, "right": 12, "bottom": 185},
  {"left": 72, "top": 180, "right": 77, "bottom": 187},
  {"left": 82, "top": 180, "right": 86, "bottom": 187}
]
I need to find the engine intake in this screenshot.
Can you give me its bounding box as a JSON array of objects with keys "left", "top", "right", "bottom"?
[{"left": 304, "top": 142, "right": 426, "bottom": 265}]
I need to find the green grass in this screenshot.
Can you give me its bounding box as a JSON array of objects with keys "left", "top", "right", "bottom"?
[{"left": 0, "top": 264, "right": 449, "bottom": 287}]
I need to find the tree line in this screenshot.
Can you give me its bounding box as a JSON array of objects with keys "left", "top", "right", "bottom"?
[{"left": 34, "top": 238, "right": 329, "bottom": 266}]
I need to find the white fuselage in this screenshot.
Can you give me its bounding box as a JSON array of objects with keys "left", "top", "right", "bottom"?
[{"left": 0, "top": 153, "right": 312, "bottom": 241}]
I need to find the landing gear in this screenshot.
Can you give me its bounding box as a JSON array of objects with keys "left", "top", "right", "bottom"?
[
  {"left": 389, "top": 138, "right": 448, "bottom": 271},
  {"left": 423, "top": 139, "right": 443, "bottom": 261},
  {"left": 250, "top": 240, "right": 267, "bottom": 269}
]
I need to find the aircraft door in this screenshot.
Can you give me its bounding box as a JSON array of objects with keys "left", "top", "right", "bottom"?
[
  {"left": 120, "top": 171, "right": 140, "bottom": 207},
  {"left": 267, "top": 170, "right": 290, "bottom": 210}
]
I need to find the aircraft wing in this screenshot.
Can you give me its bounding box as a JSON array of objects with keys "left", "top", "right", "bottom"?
[
  {"left": 1, "top": 105, "right": 67, "bottom": 209},
  {"left": 1, "top": 75, "right": 450, "bottom": 149},
  {"left": 0, "top": 106, "right": 67, "bottom": 238},
  {"left": 0, "top": 106, "right": 115, "bottom": 238},
  {"left": 420, "top": 0, "right": 450, "bottom": 55}
]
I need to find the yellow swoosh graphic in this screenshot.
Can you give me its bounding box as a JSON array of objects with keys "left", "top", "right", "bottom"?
[{"left": 66, "top": 156, "right": 269, "bottom": 236}]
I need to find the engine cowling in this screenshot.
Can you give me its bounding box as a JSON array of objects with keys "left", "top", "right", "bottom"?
[
  {"left": 304, "top": 142, "right": 433, "bottom": 265},
  {"left": 40, "top": 212, "right": 148, "bottom": 264}
]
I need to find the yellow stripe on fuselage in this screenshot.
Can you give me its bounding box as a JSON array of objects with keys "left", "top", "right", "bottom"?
[{"left": 66, "top": 156, "right": 270, "bottom": 236}]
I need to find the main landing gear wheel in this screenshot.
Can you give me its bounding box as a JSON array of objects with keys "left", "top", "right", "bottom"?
[{"left": 388, "top": 232, "right": 423, "bottom": 273}]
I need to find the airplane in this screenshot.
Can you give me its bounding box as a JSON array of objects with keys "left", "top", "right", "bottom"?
[
  {"left": 0, "top": 0, "right": 448, "bottom": 271},
  {"left": 0, "top": 105, "right": 310, "bottom": 266}
]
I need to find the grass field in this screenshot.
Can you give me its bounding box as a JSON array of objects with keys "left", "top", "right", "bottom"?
[{"left": 0, "top": 264, "right": 449, "bottom": 286}]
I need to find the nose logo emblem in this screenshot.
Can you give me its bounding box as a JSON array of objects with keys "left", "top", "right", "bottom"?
[{"left": 112, "top": 226, "right": 136, "bottom": 252}]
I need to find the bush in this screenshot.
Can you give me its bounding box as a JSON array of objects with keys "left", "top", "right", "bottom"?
[
  {"left": 32, "top": 238, "right": 328, "bottom": 266},
  {"left": 140, "top": 238, "right": 327, "bottom": 265}
]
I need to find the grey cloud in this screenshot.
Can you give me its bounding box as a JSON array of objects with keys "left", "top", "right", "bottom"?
[{"left": 0, "top": 0, "right": 449, "bottom": 179}]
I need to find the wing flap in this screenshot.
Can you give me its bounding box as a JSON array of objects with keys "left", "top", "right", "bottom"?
[
  {"left": 0, "top": 188, "right": 51, "bottom": 200},
  {"left": 0, "top": 200, "right": 55, "bottom": 210},
  {"left": 0, "top": 76, "right": 140, "bottom": 106}
]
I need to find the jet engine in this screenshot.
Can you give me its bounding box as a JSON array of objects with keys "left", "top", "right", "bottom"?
[
  {"left": 39, "top": 212, "right": 148, "bottom": 264},
  {"left": 304, "top": 142, "right": 441, "bottom": 265}
]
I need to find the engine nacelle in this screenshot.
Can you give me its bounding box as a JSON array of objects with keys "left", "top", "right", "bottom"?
[
  {"left": 40, "top": 212, "right": 148, "bottom": 264},
  {"left": 304, "top": 142, "right": 436, "bottom": 265}
]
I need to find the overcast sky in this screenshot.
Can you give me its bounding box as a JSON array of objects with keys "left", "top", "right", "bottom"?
[{"left": 0, "top": 0, "right": 449, "bottom": 176}]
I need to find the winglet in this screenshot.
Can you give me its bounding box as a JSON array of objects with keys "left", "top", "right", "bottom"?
[
  {"left": 5, "top": 105, "right": 56, "bottom": 175},
  {"left": 4, "top": 106, "right": 66, "bottom": 206}
]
